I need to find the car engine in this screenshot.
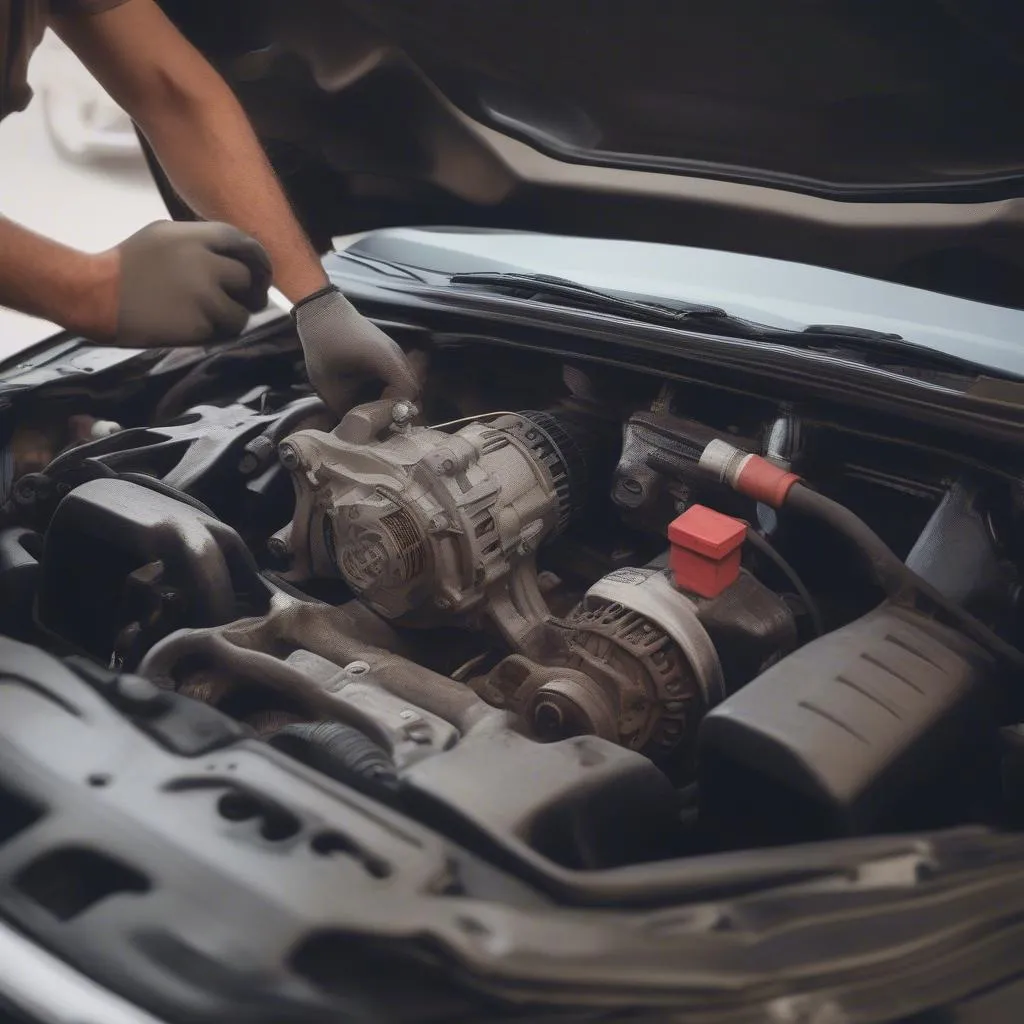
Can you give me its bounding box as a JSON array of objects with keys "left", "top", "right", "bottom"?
[{"left": 1, "top": 324, "right": 1022, "bottom": 877}]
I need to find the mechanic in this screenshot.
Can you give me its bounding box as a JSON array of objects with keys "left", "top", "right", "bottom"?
[{"left": 0, "top": 0, "right": 417, "bottom": 413}]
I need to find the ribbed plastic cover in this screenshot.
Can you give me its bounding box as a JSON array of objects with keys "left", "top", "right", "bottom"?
[{"left": 699, "top": 603, "right": 994, "bottom": 838}]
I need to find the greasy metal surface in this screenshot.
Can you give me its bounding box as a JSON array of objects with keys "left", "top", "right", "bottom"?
[
  {"left": 3, "top": 636, "right": 1024, "bottom": 1022},
  {"left": 141, "top": 591, "right": 501, "bottom": 737}
]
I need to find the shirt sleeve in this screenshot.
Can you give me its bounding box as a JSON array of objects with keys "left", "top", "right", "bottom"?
[{"left": 50, "top": 0, "right": 131, "bottom": 16}]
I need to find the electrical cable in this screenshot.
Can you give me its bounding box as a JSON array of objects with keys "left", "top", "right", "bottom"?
[{"left": 743, "top": 527, "right": 825, "bottom": 637}]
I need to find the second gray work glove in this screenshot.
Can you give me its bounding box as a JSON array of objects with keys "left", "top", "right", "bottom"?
[
  {"left": 115, "top": 221, "right": 272, "bottom": 346},
  {"left": 292, "top": 284, "right": 420, "bottom": 418}
]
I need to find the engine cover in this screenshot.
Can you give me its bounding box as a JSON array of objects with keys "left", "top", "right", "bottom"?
[{"left": 280, "top": 403, "right": 585, "bottom": 649}]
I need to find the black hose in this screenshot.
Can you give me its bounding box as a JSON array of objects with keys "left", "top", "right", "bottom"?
[
  {"left": 744, "top": 527, "right": 825, "bottom": 637},
  {"left": 786, "top": 482, "right": 1024, "bottom": 671},
  {"left": 267, "top": 721, "right": 398, "bottom": 795},
  {"left": 786, "top": 484, "right": 908, "bottom": 595}
]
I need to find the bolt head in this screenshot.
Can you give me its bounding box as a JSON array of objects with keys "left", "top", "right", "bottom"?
[
  {"left": 391, "top": 400, "right": 418, "bottom": 425},
  {"left": 278, "top": 443, "right": 300, "bottom": 469}
]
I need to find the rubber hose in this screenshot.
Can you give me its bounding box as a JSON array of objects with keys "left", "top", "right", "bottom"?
[
  {"left": 267, "top": 721, "right": 398, "bottom": 793},
  {"left": 744, "top": 527, "right": 825, "bottom": 637},
  {"left": 786, "top": 482, "right": 1024, "bottom": 671}
]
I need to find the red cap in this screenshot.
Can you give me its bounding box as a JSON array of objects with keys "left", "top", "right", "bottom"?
[{"left": 668, "top": 505, "right": 747, "bottom": 598}]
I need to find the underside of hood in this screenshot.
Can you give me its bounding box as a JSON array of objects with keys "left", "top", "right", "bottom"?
[{"left": 156, "top": 0, "right": 1024, "bottom": 306}]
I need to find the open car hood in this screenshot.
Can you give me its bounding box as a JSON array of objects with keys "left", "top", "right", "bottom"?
[{"left": 156, "top": 0, "right": 1024, "bottom": 305}]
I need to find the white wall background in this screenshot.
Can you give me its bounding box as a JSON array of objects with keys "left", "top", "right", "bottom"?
[{"left": 0, "top": 31, "right": 165, "bottom": 357}]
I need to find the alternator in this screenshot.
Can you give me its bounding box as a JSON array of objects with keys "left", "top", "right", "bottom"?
[
  {"left": 478, "top": 566, "right": 726, "bottom": 764},
  {"left": 279, "top": 401, "right": 586, "bottom": 652},
  {"left": 564, "top": 567, "right": 726, "bottom": 758}
]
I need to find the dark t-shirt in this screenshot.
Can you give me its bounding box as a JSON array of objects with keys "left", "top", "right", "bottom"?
[{"left": 1, "top": 0, "right": 127, "bottom": 122}]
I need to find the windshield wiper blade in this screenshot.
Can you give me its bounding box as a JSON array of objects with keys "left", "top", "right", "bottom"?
[
  {"left": 449, "top": 271, "right": 986, "bottom": 376},
  {"left": 449, "top": 271, "right": 728, "bottom": 322}
]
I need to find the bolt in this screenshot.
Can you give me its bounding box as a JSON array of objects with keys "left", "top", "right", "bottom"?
[
  {"left": 278, "top": 442, "right": 300, "bottom": 469},
  {"left": 391, "top": 400, "right": 418, "bottom": 425},
  {"left": 239, "top": 435, "right": 275, "bottom": 475},
  {"left": 12, "top": 476, "right": 38, "bottom": 505}
]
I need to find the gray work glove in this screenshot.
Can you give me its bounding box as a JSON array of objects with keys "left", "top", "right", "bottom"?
[
  {"left": 115, "top": 221, "right": 272, "bottom": 346},
  {"left": 292, "top": 284, "right": 419, "bottom": 418}
]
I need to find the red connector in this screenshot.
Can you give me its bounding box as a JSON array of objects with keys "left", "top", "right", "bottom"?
[
  {"left": 668, "top": 504, "right": 747, "bottom": 598},
  {"left": 699, "top": 439, "right": 801, "bottom": 508}
]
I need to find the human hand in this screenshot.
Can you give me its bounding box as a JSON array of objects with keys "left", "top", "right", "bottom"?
[
  {"left": 87, "top": 220, "right": 272, "bottom": 346},
  {"left": 292, "top": 284, "right": 419, "bottom": 417}
]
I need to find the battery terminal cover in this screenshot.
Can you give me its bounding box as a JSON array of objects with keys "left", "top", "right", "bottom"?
[{"left": 668, "top": 504, "right": 747, "bottom": 598}]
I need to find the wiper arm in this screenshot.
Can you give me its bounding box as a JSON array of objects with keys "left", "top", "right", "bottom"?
[
  {"left": 449, "top": 271, "right": 985, "bottom": 376},
  {"left": 449, "top": 271, "right": 727, "bottom": 322}
]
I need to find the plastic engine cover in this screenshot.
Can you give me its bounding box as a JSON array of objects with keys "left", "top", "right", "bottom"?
[{"left": 698, "top": 604, "right": 997, "bottom": 839}]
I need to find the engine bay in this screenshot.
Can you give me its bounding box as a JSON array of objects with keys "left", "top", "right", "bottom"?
[{"left": 3, "top": 317, "right": 1024, "bottom": 875}]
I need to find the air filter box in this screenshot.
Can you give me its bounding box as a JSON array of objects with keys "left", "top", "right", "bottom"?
[{"left": 698, "top": 604, "right": 997, "bottom": 840}]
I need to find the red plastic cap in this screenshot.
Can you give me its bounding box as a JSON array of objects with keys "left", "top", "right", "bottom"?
[{"left": 668, "top": 504, "right": 747, "bottom": 598}]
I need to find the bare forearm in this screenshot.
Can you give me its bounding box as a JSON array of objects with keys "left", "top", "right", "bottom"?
[
  {"left": 0, "top": 217, "right": 115, "bottom": 337},
  {"left": 54, "top": 0, "right": 329, "bottom": 303},
  {"left": 136, "top": 79, "right": 329, "bottom": 302}
]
